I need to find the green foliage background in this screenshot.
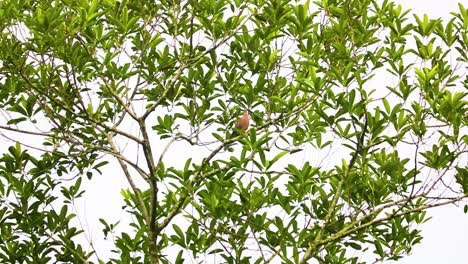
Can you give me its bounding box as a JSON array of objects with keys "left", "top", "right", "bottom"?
[{"left": 0, "top": 0, "right": 466, "bottom": 263}]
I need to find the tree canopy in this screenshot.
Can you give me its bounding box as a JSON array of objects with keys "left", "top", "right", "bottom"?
[{"left": 0, "top": 0, "right": 466, "bottom": 263}]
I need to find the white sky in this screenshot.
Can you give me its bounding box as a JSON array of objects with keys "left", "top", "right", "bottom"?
[
  {"left": 79, "top": 0, "right": 468, "bottom": 263},
  {"left": 0, "top": 0, "right": 465, "bottom": 263},
  {"left": 388, "top": 2, "right": 467, "bottom": 264}
]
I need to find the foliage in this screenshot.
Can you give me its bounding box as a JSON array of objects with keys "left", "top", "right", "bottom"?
[{"left": 0, "top": 0, "right": 466, "bottom": 263}]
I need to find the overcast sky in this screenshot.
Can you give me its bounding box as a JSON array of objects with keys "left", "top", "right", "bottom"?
[
  {"left": 74, "top": 1, "right": 467, "bottom": 263},
  {"left": 0, "top": 0, "right": 462, "bottom": 263},
  {"left": 389, "top": 1, "right": 467, "bottom": 263}
]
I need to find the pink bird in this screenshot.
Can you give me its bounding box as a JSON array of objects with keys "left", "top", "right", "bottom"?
[
  {"left": 225, "top": 110, "right": 250, "bottom": 150},
  {"left": 231, "top": 110, "right": 249, "bottom": 137}
]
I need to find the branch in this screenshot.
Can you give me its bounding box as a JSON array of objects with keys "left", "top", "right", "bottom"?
[
  {"left": 154, "top": 95, "right": 322, "bottom": 237},
  {"left": 137, "top": 118, "right": 159, "bottom": 238},
  {"left": 314, "top": 193, "right": 468, "bottom": 251},
  {"left": 141, "top": 7, "right": 251, "bottom": 120},
  {"left": 107, "top": 134, "right": 150, "bottom": 226},
  {"left": 0, "top": 125, "right": 52, "bottom": 137},
  {"left": 13, "top": 62, "right": 144, "bottom": 145},
  {"left": 106, "top": 82, "right": 140, "bottom": 121},
  {"left": 141, "top": 66, "right": 184, "bottom": 120},
  {"left": 300, "top": 112, "right": 368, "bottom": 263},
  {"left": 156, "top": 142, "right": 257, "bottom": 234}
]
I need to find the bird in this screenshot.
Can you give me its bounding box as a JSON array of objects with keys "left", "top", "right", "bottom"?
[
  {"left": 225, "top": 110, "right": 249, "bottom": 150},
  {"left": 231, "top": 110, "right": 250, "bottom": 137}
]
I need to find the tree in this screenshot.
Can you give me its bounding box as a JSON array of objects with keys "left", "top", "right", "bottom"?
[{"left": 0, "top": 0, "right": 466, "bottom": 263}]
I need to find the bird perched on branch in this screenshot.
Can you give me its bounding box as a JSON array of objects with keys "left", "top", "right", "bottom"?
[
  {"left": 225, "top": 110, "right": 250, "bottom": 150},
  {"left": 231, "top": 110, "right": 249, "bottom": 137}
]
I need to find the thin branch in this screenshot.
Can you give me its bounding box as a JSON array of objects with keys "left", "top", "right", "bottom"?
[
  {"left": 137, "top": 118, "right": 159, "bottom": 238},
  {"left": 0, "top": 125, "right": 52, "bottom": 137},
  {"left": 107, "top": 134, "right": 151, "bottom": 226},
  {"left": 106, "top": 82, "right": 140, "bottom": 121},
  {"left": 142, "top": 7, "right": 251, "bottom": 120},
  {"left": 141, "top": 66, "right": 184, "bottom": 120},
  {"left": 313, "top": 193, "right": 468, "bottom": 252},
  {"left": 300, "top": 112, "right": 368, "bottom": 263},
  {"left": 13, "top": 62, "right": 144, "bottom": 144}
]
